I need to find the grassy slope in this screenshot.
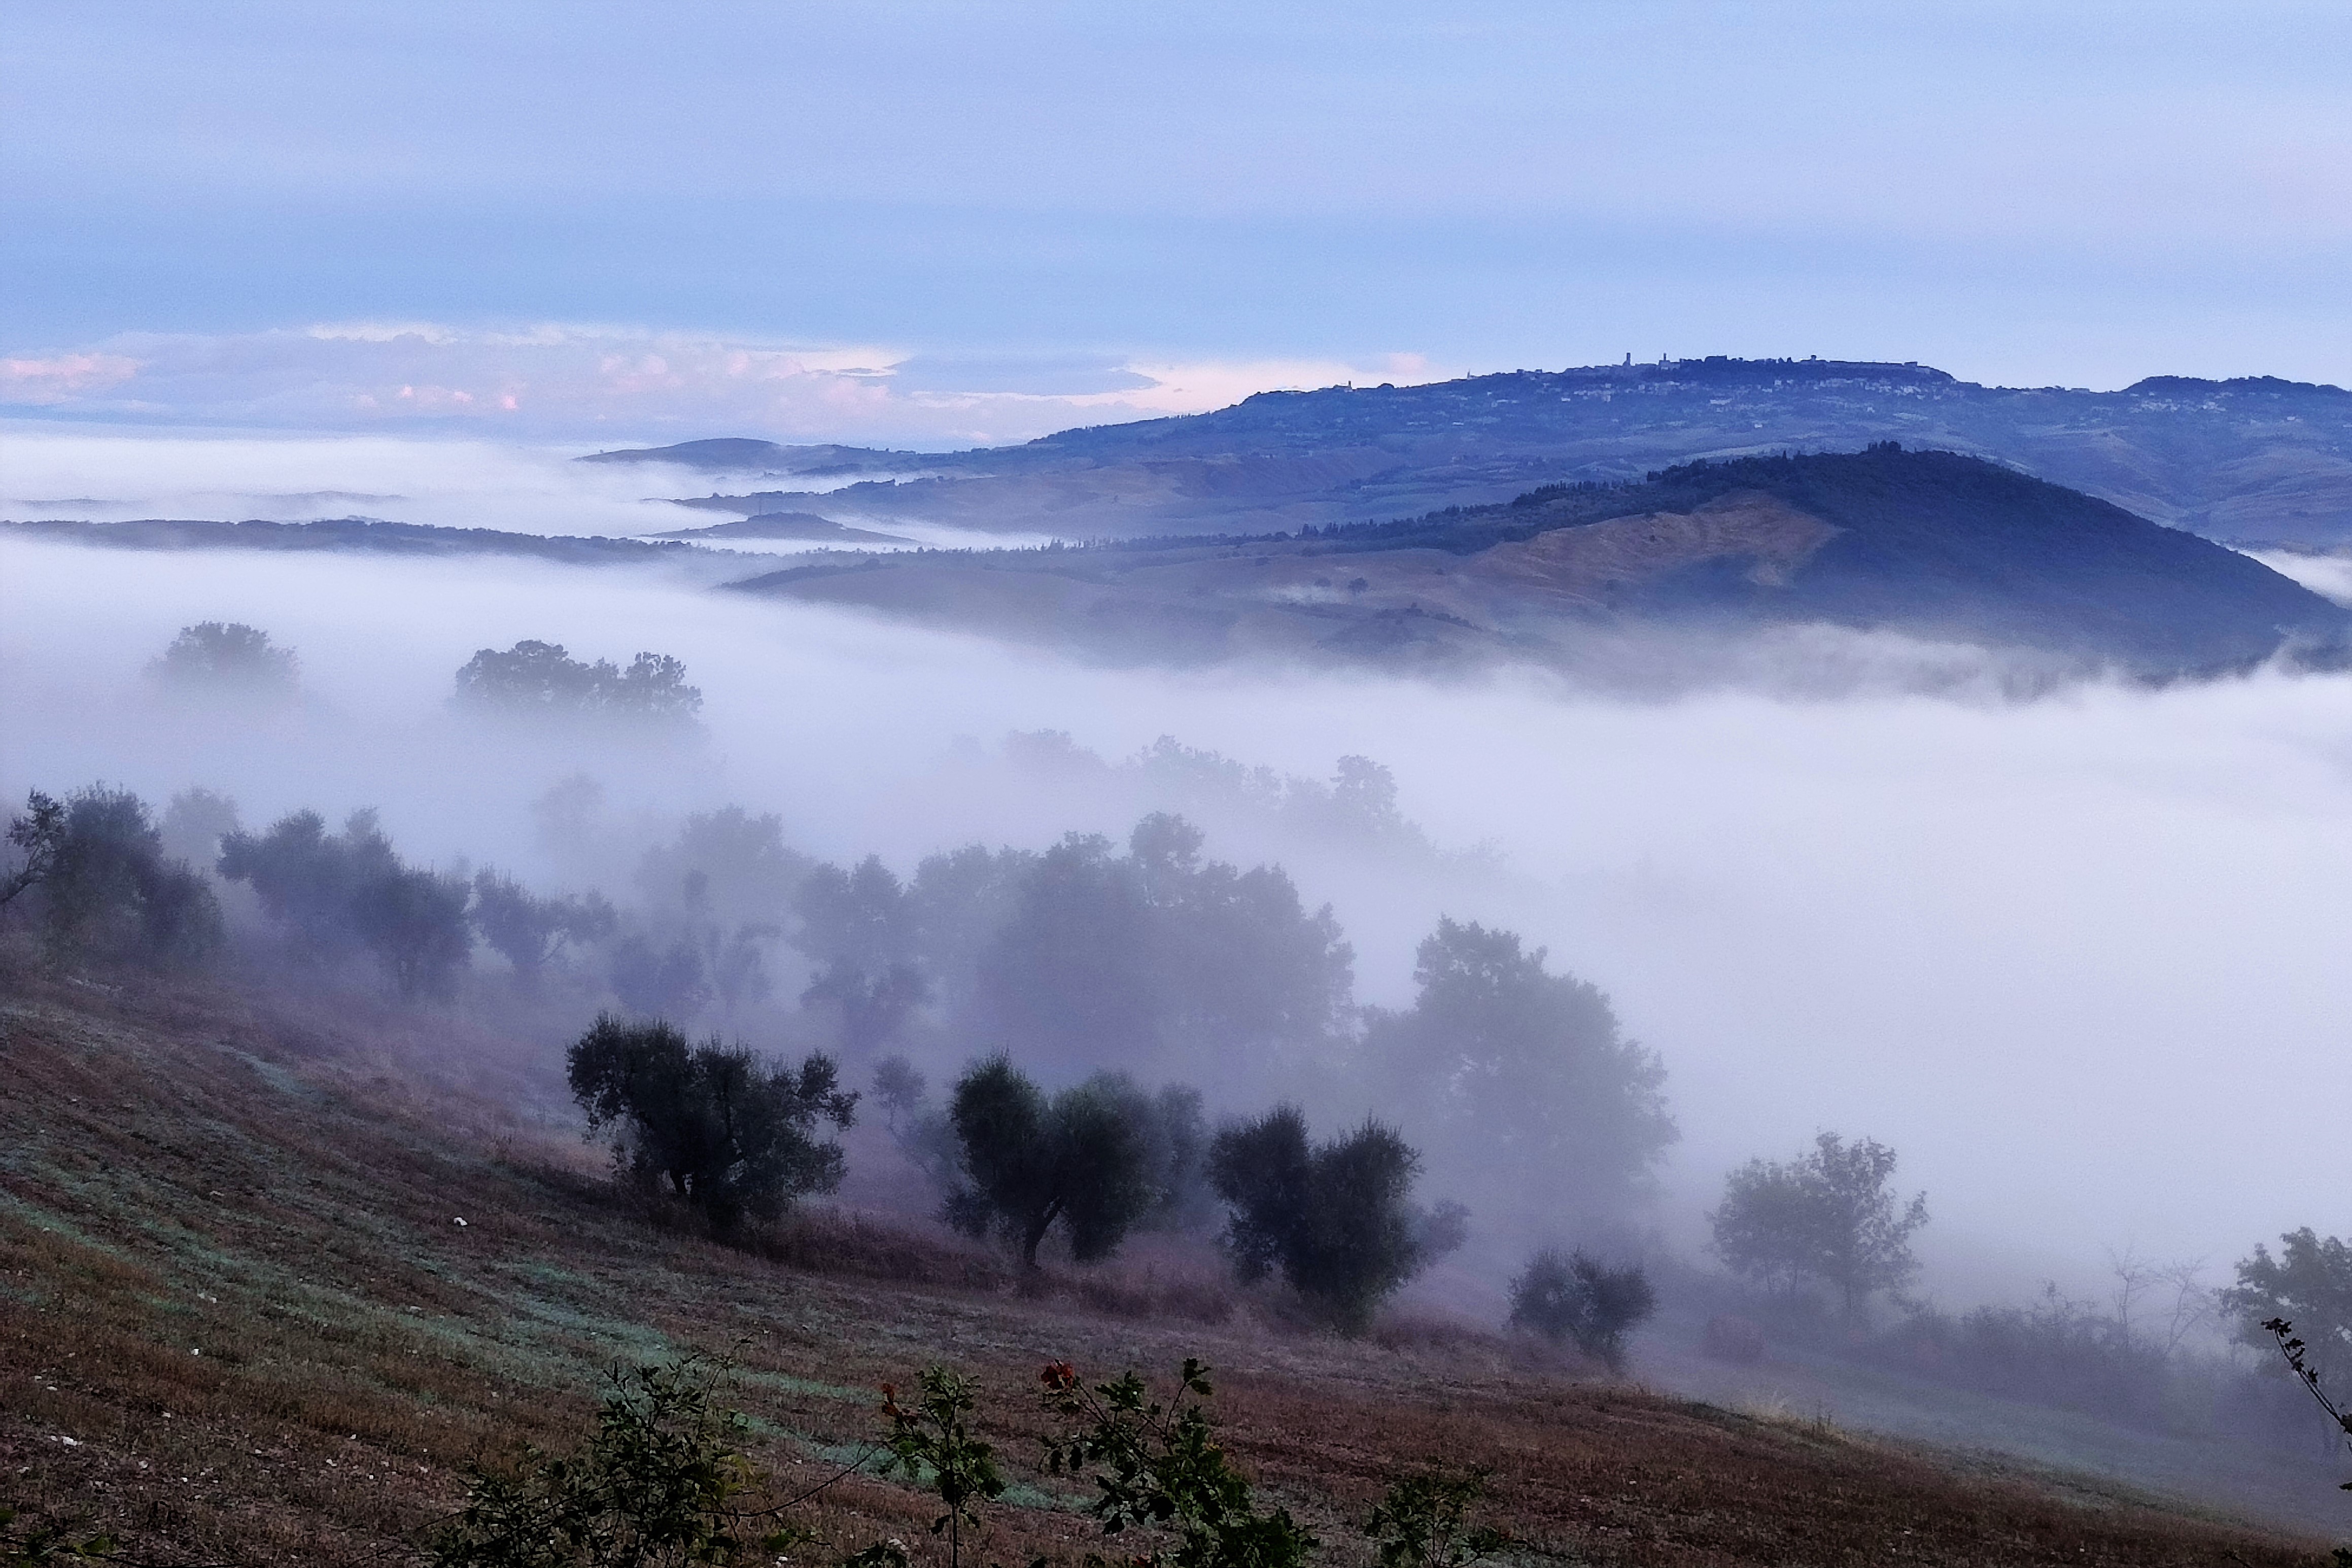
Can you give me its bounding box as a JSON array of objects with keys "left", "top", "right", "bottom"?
[{"left": 0, "top": 966, "right": 2332, "bottom": 1568}]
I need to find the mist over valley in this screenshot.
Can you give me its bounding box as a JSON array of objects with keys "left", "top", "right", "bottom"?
[{"left": 9, "top": 6, "right": 2352, "bottom": 1556}]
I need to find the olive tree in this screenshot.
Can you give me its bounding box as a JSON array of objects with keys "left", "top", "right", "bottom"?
[
  {"left": 940, "top": 1056, "right": 1157, "bottom": 1268},
  {"left": 1508, "top": 1248, "right": 1656, "bottom": 1370},
  {"left": 1208, "top": 1105, "right": 1433, "bottom": 1335},
  {"left": 566, "top": 1015, "right": 857, "bottom": 1232},
  {"left": 3, "top": 785, "right": 222, "bottom": 966},
  {"left": 219, "top": 808, "right": 470, "bottom": 999}
]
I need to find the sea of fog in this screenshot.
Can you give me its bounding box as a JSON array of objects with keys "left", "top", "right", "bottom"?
[
  {"left": 5, "top": 426, "right": 2350, "bottom": 1310},
  {"left": 0, "top": 421, "right": 1023, "bottom": 550}
]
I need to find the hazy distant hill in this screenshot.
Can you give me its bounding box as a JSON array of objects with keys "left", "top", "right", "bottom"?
[
  {"left": 724, "top": 446, "right": 2350, "bottom": 677},
  {"left": 594, "top": 358, "right": 2352, "bottom": 546}
]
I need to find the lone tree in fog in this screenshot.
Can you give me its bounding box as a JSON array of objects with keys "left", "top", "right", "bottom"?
[
  {"left": 1508, "top": 1247, "right": 1657, "bottom": 1371},
  {"left": 146, "top": 621, "right": 298, "bottom": 700},
  {"left": 794, "top": 854, "right": 928, "bottom": 1055},
  {"left": 1364, "top": 918, "right": 1674, "bottom": 1221},
  {"left": 566, "top": 1015, "right": 857, "bottom": 1232},
  {"left": 1710, "top": 1131, "right": 1927, "bottom": 1325},
  {"left": 1208, "top": 1105, "right": 1433, "bottom": 1336},
  {"left": 2225, "top": 1229, "right": 2352, "bottom": 1388},
  {"left": 872, "top": 1055, "right": 928, "bottom": 1132},
  {"left": 452, "top": 640, "right": 702, "bottom": 726},
  {"left": 470, "top": 868, "right": 615, "bottom": 988},
  {"left": 942, "top": 1056, "right": 1156, "bottom": 1268}
]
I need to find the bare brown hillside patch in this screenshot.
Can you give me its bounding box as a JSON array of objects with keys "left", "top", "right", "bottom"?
[{"left": 0, "top": 966, "right": 2330, "bottom": 1566}]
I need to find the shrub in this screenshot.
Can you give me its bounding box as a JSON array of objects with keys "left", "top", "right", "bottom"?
[
  {"left": 1364, "top": 1471, "right": 1507, "bottom": 1568},
  {"left": 567, "top": 1016, "right": 857, "bottom": 1232},
  {"left": 427, "top": 1356, "right": 796, "bottom": 1568},
  {"left": 869, "top": 1369, "right": 1005, "bottom": 1568},
  {"left": 941, "top": 1056, "right": 1156, "bottom": 1268},
  {"left": 1040, "top": 1357, "right": 1317, "bottom": 1568},
  {"left": 1507, "top": 1248, "right": 1656, "bottom": 1370},
  {"left": 1208, "top": 1105, "right": 1431, "bottom": 1336}
]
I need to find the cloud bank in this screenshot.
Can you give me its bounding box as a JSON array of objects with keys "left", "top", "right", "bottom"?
[
  {"left": 6, "top": 490, "right": 2351, "bottom": 1303},
  {"left": 0, "top": 323, "right": 1447, "bottom": 448}
]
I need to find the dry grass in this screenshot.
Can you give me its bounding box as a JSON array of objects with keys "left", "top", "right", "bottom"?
[{"left": 0, "top": 961, "right": 2334, "bottom": 1567}]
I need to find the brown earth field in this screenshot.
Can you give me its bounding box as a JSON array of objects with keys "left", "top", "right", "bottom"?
[{"left": 0, "top": 962, "right": 2338, "bottom": 1568}]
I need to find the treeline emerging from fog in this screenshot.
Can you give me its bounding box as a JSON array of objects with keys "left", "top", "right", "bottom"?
[{"left": 0, "top": 770, "right": 1678, "bottom": 1263}]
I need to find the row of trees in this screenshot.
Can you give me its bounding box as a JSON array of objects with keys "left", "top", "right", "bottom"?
[
  {"left": 569, "top": 1020, "right": 1587, "bottom": 1342},
  {"left": 452, "top": 639, "right": 704, "bottom": 728},
  {"left": 4, "top": 777, "right": 1686, "bottom": 1271},
  {"left": 1, "top": 786, "right": 223, "bottom": 966},
  {"left": 140, "top": 620, "right": 707, "bottom": 734}
]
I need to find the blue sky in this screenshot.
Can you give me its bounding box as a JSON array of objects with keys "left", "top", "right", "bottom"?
[{"left": 5, "top": 1, "right": 2347, "bottom": 443}]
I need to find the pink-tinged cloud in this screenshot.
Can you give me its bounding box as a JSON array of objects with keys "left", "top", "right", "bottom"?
[
  {"left": 0, "top": 325, "right": 1453, "bottom": 445},
  {"left": 0, "top": 353, "right": 139, "bottom": 403}
]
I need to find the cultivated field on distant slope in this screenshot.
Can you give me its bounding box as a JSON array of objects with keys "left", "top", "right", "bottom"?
[{"left": 0, "top": 963, "right": 2333, "bottom": 1567}]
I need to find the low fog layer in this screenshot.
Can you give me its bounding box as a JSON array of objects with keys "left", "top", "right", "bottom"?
[
  {"left": 0, "top": 423, "right": 1039, "bottom": 546},
  {"left": 7, "top": 516, "right": 2348, "bottom": 1307}
]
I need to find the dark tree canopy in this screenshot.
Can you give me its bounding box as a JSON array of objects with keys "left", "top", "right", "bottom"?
[
  {"left": 4, "top": 785, "right": 222, "bottom": 967},
  {"left": 147, "top": 621, "right": 298, "bottom": 699},
  {"left": 941, "top": 1056, "right": 1157, "bottom": 1268},
  {"left": 2224, "top": 1229, "right": 2352, "bottom": 1387},
  {"left": 1710, "top": 1131, "right": 1928, "bottom": 1323},
  {"left": 1366, "top": 918, "right": 1673, "bottom": 1217},
  {"left": 566, "top": 1015, "right": 856, "bottom": 1231},
  {"left": 219, "top": 808, "right": 471, "bottom": 999},
  {"left": 1208, "top": 1105, "right": 1432, "bottom": 1336},
  {"left": 1508, "top": 1247, "right": 1657, "bottom": 1370},
  {"left": 453, "top": 640, "right": 703, "bottom": 726}
]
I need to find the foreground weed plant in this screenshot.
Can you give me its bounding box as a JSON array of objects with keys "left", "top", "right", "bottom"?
[
  {"left": 427, "top": 1355, "right": 806, "bottom": 1568},
  {"left": 2, "top": 1505, "right": 116, "bottom": 1567},
  {"left": 1039, "top": 1358, "right": 1315, "bottom": 1568},
  {"left": 1363, "top": 1474, "right": 1507, "bottom": 1568},
  {"left": 862, "top": 1369, "right": 1008, "bottom": 1568}
]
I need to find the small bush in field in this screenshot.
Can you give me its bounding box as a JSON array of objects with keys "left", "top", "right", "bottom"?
[
  {"left": 866, "top": 1368, "right": 1006, "bottom": 1568},
  {"left": 567, "top": 1015, "right": 857, "bottom": 1232},
  {"left": 1, "top": 1501, "right": 115, "bottom": 1563},
  {"left": 427, "top": 1356, "right": 801, "bottom": 1568},
  {"left": 1364, "top": 1471, "right": 1507, "bottom": 1568},
  {"left": 1040, "top": 1357, "right": 1316, "bottom": 1568},
  {"left": 1508, "top": 1248, "right": 1657, "bottom": 1370}
]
